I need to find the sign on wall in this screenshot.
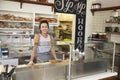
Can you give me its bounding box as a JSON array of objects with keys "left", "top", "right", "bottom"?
[{"left": 54, "top": 0, "right": 87, "bottom": 52}]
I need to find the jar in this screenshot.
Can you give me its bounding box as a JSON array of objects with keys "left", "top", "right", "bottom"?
[
  {"left": 103, "top": 33, "right": 107, "bottom": 39},
  {"left": 92, "top": 33, "right": 99, "bottom": 39},
  {"left": 99, "top": 33, "right": 103, "bottom": 39},
  {"left": 105, "top": 27, "right": 112, "bottom": 32},
  {"left": 114, "top": 27, "right": 119, "bottom": 32}
]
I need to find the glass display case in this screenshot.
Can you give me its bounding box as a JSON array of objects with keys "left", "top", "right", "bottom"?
[
  {"left": 0, "top": 42, "right": 71, "bottom": 80},
  {"left": 0, "top": 41, "right": 116, "bottom": 80},
  {"left": 69, "top": 41, "right": 115, "bottom": 79}
]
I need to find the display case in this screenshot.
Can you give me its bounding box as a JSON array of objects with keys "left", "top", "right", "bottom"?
[
  {"left": 0, "top": 40, "right": 116, "bottom": 80},
  {"left": 0, "top": 10, "right": 34, "bottom": 51},
  {"left": 0, "top": 10, "right": 59, "bottom": 63},
  {"left": 54, "top": 21, "right": 72, "bottom": 41},
  {"left": 0, "top": 10, "right": 34, "bottom": 35},
  {"left": 0, "top": 10, "right": 59, "bottom": 45},
  {"left": 0, "top": 42, "right": 71, "bottom": 80},
  {"left": 69, "top": 41, "right": 116, "bottom": 79}
]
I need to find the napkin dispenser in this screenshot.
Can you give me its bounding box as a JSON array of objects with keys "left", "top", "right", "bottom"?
[{"left": 0, "top": 48, "right": 9, "bottom": 58}]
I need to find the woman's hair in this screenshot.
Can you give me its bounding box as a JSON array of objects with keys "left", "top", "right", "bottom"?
[{"left": 39, "top": 20, "right": 49, "bottom": 29}]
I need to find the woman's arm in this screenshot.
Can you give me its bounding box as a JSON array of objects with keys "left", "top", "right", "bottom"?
[
  {"left": 51, "top": 43, "right": 62, "bottom": 62},
  {"left": 50, "top": 35, "right": 58, "bottom": 60},
  {"left": 29, "top": 34, "right": 40, "bottom": 64},
  {"left": 51, "top": 46, "right": 57, "bottom": 60}
]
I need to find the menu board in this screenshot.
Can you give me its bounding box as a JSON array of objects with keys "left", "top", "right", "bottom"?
[{"left": 54, "top": 0, "right": 87, "bottom": 52}]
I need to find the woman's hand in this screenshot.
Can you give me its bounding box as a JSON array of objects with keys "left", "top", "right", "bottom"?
[
  {"left": 55, "top": 59, "right": 63, "bottom": 62},
  {"left": 28, "top": 61, "right": 34, "bottom": 65}
]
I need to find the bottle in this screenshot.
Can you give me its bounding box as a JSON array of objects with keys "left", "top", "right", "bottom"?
[
  {"left": 78, "top": 52, "right": 82, "bottom": 61},
  {"left": 75, "top": 48, "right": 79, "bottom": 61},
  {"left": 72, "top": 49, "right": 76, "bottom": 61},
  {"left": 81, "top": 52, "right": 85, "bottom": 61},
  {"left": 0, "top": 48, "right": 2, "bottom": 58}
]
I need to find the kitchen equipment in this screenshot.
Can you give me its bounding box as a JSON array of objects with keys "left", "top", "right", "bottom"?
[
  {"left": 92, "top": 33, "right": 99, "bottom": 39},
  {"left": 1, "top": 48, "right": 9, "bottom": 58},
  {"left": 0, "top": 48, "right": 2, "bottom": 58},
  {"left": 114, "top": 27, "right": 119, "bottom": 32},
  {"left": 105, "top": 27, "right": 112, "bottom": 32},
  {"left": 0, "top": 65, "right": 16, "bottom": 80}
]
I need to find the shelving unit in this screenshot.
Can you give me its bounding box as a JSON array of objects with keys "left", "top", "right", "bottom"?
[
  {"left": 0, "top": 10, "right": 34, "bottom": 36},
  {"left": 35, "top": 13, "right": 58, "bottom": 26},
  {"left": 105, "top": 16, "right": 120, "bottom": 42},
  {"left": 91, "top": 6, "right": 120, "bottom": 15},
  {"left": 0, "top": 8, "right": 59, "bottom": 67},
  {"left": 0, "top": 10, "right": 59, "bottom": 43},
  {"left": 91, "top": 7, "right": 120, "bottom": 78}
]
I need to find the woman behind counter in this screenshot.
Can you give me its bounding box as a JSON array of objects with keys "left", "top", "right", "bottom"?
[{"left": 29, "top": 20, "right": 60, "bottom": 65}]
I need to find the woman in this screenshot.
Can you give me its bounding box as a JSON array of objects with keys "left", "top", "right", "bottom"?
[{"left": 29, "top": 20, "right": 60, "bottom": 65}]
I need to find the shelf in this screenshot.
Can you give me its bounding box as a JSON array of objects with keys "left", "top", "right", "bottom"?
[
  {"left": 106, "top": 22, "right": 119, "bottom": 24},
  {"left": 115, "top": 43, "right": 120, "bottom": 45},
  {"left": 0, "top": 10, "right": 34, "bottom": 36},
  {"left": 59, "top": 21, "right": 72, "bottom": 23},
  {"left": 105, "top": 16, "right": 120, "bottom": 24},
  {"left": 91, "top": 6, "right": 120, "bottom": 15},
  {"left": 35, "top": 22, "right": 58, "bottom": 26},
  {"left": 106, "top": 32, "right": 120, "bottom": 34},
  {"left": 35, "top": 13, "right": 58, "bottom": 26},
  {"left": 88, "top": 38, "right": 108, "bottom": 42},
  {"left": 0, "top": 34, "right": 33, "bottom": 36},
  {"left": 7, "top": 0, "right": 54, "bottom": 9},
  {"left": 0, "top": 43, "right": 33, "bottom": 48},
  {"left": 0, "top": 28, "right": 33, "bottom": 31},
  {"left": 0, "top": 20, "right": 33, "bottom": 23}
]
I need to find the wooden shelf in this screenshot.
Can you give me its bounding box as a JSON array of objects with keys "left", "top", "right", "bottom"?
[
  {"left": 91, "top": 6, "right": 120, "bottom": 15},
  {"left": 106, "top": 32, "right": 120, "bottom": 34},
  {"left": 7, "top": 0, "right": 54, "bottom": 10},
  {"left": 115, "top": 43, "right": 120, "bottom": 45}
]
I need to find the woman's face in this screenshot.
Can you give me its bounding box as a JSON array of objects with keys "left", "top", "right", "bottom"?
[{"left": 40, "top": 23, "right": 49, "bottom": 34}]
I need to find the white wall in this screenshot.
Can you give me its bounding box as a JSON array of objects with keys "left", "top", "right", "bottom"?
[
  {"left": 100, "top": 0, "right": 120, "bottom": 8},
  {"left": 92, "top": 0, "right": 120, "bottom": 8},
  {"left": 91, "top": 0, "right": 120, "bottom": 43},
  {"left": 87, "top": 0, "right": 120, "bottom": 43},
  {"left": 0, "top": 0, "right": 53, "bottom": 14},
  {"left": 85, "top": 0, "right": 93, "bottom": 43}
]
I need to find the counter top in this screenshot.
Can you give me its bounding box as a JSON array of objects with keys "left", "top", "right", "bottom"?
[
  {"left": 16, "top": 59, "right": 69, "bottom": 71},
  {"left": 73, "top": 71, "right": 117, "bottom": 80}
]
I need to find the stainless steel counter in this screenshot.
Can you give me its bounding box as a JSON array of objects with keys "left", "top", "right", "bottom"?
[
  {"left": 16, "top": 60, "right": 69, "bottom": 80},
  {"left": 70, "top": 59, "right": 107, "bottom": 79},
  {"left": 15, "top": 58, "right": 108, "bottom": 80}
]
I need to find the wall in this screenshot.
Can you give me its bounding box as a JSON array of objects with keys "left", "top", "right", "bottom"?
[
  {"left": 85, "top": 0, "right": 94, "bottom": 43},
  {"left": 92, "top": 0, "right": 120, "bottom": 8},
  {"left": 85, "top": 0, "right": 120, "bottom": 43},
  {"left": 92, "top": 9, "right": 120, "bottom": 43},
  {"left": 91, "top": 0, "right": 120, "bottom": 43},
  {"left": 0, "top": 0, "right": 53, "bottom": 14}
]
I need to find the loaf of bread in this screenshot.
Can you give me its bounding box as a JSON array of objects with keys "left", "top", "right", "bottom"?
[{"left": 35, "top": 17, "right": 57, "bottom": 22}]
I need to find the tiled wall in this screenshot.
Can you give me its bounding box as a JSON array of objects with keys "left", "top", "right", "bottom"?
[
  {"left": 92, "top": 9, "right": 120, "bottom": 43},
  {"left": 100, "top": 0, "right": 120, "bottom": 7}
]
